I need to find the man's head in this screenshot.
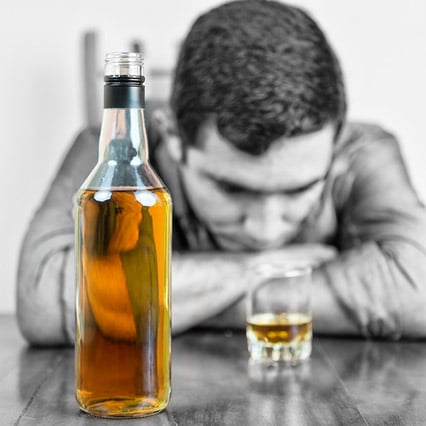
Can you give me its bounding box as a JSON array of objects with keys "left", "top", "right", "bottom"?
[
  {"left": 171, "top": 0, "right": 346, "bottom": 155},
  {"left": 159, "top": 0, "right": 346, "bottom": 251}
]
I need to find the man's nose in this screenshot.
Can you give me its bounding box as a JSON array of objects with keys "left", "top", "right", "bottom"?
[{"left": 243, "top": 195, "right": 289, "bottom": 246}]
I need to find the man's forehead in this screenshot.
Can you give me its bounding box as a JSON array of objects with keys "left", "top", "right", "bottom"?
[{"left": 187, "top": 120, "right": 334, "bottom": 191}]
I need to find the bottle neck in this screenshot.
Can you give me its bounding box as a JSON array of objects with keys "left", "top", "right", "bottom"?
[
  {"left": 98, "top": 108, "right": 148, "bottom": 165},
  {"left": 81, "top": 55, "right": 165, "bottom": 190}
]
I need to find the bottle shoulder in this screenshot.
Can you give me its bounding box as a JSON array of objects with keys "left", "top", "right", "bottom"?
[
  {"left": 76, "top": 187, "right": 172, "bottom": 210},
  {"left": 80, "top": 158, "right": 168, "bottom": 191}
]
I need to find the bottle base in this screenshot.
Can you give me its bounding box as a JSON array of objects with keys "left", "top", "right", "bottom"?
[{"left": 77, "top": 396, "right": 168, "bottom": 418}]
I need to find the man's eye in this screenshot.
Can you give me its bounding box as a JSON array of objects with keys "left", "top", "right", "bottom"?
[
  {"left": 285, "top": 179, "right": 324, "bottom": 197},
  {"left": 284, "top": 189, "right": 304, "bottom": 197},
  {"left": 218, "top": 181, "right": 244, "bottom": 194}
]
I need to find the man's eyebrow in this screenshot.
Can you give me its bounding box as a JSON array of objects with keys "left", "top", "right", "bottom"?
[{"left": 210, "top": 174, "right": 327, "bottom": 195}]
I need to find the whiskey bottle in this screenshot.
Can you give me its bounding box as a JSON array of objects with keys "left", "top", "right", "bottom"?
[{"left": 75, "top": 52, "right": 172, "bottom": 418}]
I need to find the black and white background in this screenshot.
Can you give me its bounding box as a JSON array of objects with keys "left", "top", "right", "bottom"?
[{"left": 0, "top": 0, "right": 425, "bottom": 314}]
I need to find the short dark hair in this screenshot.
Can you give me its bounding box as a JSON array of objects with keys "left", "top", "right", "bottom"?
[{"left": 171, "top": 0, "right": 346, "bottom": 155}]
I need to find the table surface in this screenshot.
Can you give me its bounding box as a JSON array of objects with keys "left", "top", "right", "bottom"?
[{"left": 2, "top": 314, "right": 426, "bottom": 426}]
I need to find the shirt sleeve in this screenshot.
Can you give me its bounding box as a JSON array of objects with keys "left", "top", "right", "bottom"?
[
  {"left": 16, "top": 128, "right": 98, "bottom": 345},
  {"left": 322, "top": 123, "right": 426, "bottom": 339},
  {"left": 17, "top": 193, "right": 76, "bottom": 345}
]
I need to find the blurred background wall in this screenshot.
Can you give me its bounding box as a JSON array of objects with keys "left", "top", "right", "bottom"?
[{"left": 1, "top": 0, "right": 425, "bottom": 314}]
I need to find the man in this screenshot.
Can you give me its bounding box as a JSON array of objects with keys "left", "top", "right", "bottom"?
[{"left": 17, "top": 0, "right": 426, "bottom": 345}]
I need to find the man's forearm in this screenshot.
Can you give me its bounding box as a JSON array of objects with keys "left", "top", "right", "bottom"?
[
  {"left": 316, "top": 239, "right": 426, "bottom": 339},
  {"left": 312, "top": 267, "right": 359, "bottom": 336},
  {"left": 193, "top": 255, "right": 361, "bottom": 335},
  {"left": 171, "top": 252, "right": 248, "bottom": 334},
  {"left": 172, "top": 244, "right": 340, "bottom": 333},
  {"left": 17, "top": 128, "right": 98, "bottom": 345},
  {"left": 17, "top": 205, "right": 75, "bottom": 345}
]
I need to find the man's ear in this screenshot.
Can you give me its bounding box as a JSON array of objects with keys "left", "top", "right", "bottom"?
[{"left": 152, "top": 108, "right": 183, "bottom": 163}]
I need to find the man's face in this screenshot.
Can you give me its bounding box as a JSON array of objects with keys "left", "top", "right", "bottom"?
[{"left": 178, "top": 118, "right": 334, "bottom": 251}]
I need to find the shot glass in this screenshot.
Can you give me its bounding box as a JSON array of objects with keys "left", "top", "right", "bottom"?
[{"left": 246, "top": 265, "right": 312, "bottom": 363}]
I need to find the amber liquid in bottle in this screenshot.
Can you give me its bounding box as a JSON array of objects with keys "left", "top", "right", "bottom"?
[{"left": 75, "top": 187, "right": 171, "bottom": 417}]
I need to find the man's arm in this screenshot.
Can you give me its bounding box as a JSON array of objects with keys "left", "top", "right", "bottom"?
[
  {"left": 194, "top": 253, "right": 360, "bottom": 336},
  {"left": 171, "top": 252, "right": 248, "bottom": 333},
  {"left": 314, "top": 124, "right": 426, "bottom": 339},
  {"left": 174, "top": 244, "right": 339, "bottom": 333},
  {"left": 16, "top": 128, "right": 98, "bottom": 345}
]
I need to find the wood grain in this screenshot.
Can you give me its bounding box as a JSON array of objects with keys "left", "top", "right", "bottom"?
[{"left": 2, "top": 315, "right": 426, "bottom": 425}]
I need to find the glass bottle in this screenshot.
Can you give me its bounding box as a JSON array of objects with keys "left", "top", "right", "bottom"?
[{"left": 74, "top": 52, "right": 172, "bottom": 418}]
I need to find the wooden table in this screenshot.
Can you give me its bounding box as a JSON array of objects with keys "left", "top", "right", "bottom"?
[{"left": 2, "top": 314, "right": 426, "bottom": 425}]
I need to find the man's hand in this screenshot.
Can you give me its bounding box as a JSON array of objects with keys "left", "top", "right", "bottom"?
[{"left": 247, "top": 244, "right": 337, "bottom": 271}]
